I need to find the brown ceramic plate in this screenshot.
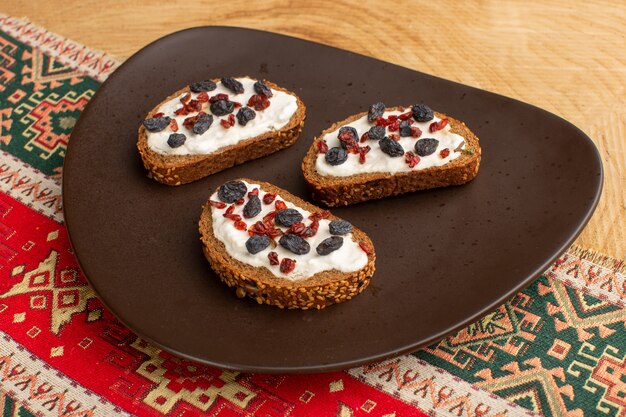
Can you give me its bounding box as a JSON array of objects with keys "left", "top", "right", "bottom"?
[{"left": 63, "top": 27, "right": 602, "bottom": 373}]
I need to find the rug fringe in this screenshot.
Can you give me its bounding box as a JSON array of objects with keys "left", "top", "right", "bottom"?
[{"left": 567, "top": 244, "right": 625, "bottom": 274}]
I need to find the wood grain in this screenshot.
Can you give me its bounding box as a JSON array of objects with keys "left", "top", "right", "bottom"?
[{"left": 5, "top": 0, "right": 625, "bottom": 258}]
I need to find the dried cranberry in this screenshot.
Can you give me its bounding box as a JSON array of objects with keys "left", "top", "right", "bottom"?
[
  {"left": 189, "top": 80, "right": 217, "bottom": 93},
  {"left": 221, "top": 77, "right": 244, "bottom": 94},
  {"left": 359, "top": 242, "right": 373, "bottom": 255},
  {"left": 411, "top": 127, "right": 422, "bottom": 138},
  {"left": 412, "top": 104, "right": 434, "bottom": 122},
  {"left": 368, "top": 102, "right": 385, "bottom": 122},
  {"left": 211, "top": 100, "right": 234, "bottom": 116},
  {"left": 243, "top": 194, "right": 262, "bottom": 218},
  {"left": 379, "top": 137, "right": 404, "bottom": 157},
  {"left": 152, "top": 112, "right": 164, "bottom": 118},
  {"left": 275, "top": 209, "right": 303, "bottom": 227},
  {"left": 286, "top": 222, "right": 308, "bottom": 236},
  {"left": 262, "top": 193, "right": 276, "bottom": 204},
  {"left": 275, "top": 200, "right": 288, "bottom": 211},
  {"left": 234, "top": 220, "right": 247, "bottom": 230},
  {"left": 180, "top": 93, "right": 191, "bottom": 104},
  {"left": 196, "top": 92, "right": 209, "bottom": 102},
  {"left": 325, "top": 147, "right": 348, "bottom": 166},
  {"left": 360, "top": 132, "right": 369, "bottom": 142},
  {"left": 218, "top": 180, "right": 247, "bottom": 203},
  {"left": 388, "top": 120, "right": 400, "bottom": 132},
  {"left": 405, "top": 151, "right": 420, "bottom": 168},
  {"left": 143, "top": 116, "right": 171, "bottom": 132},
  {"left": 169, "top": 119, "right": 179, "bottom": 132},
  {"left": 358, "top": 145, "right": 371, "bottom": 164},
  {"left": 367, "top": 125, "right": 385, "bottom": 141},
  {"left": 388, "top": 133, "right": 399, "bottom": 141},
  {"left": 248, "top": 94, "right": 270, "bottom": 111},
  {"left": 398, "top": 111, "right": 413, "bottom": 121},
  {"left": 245, "top": 235, "right": 270, "bottom": 254},
  {"left": 236, "top": 107, "right": 256, "bottom": 126},
  {"left": 308, "top": 211, "right": 330, "bottom": 221},
  {"left": 209, "top": 93, "right": 229, "bottom": 103},
  {"left": 279, "top": 234, "right": 310, "bottom": 255},
  {"left": 209, "top": 200, "right": 226, "bottom": 209},
  {"left": 316, "top": 236, "right": 344, "bottom": 255},
  {"left": 414, "top": 138, "right": 439, "bottom": 156},
  {"left": 248, "top": 221, "right": 267, "bottom": 236},
  {"left": 167, "top": 133, "right": 186, "bottom": 148},
  {"left": 235, "top": 197, "right": 245, "bottom": 205},
  {"left": 316, "top": 140, "right": 329, "bottom": 154},
  {"left": 220, "top": 114, "right": 236, "bottom": 128},
  {"left": 253, "top": 80, "right": 273, "bottom": 97},
  {"left": 248, "top": 188, "right": 259, "bottom": 197},
  {"left": 439, "top": 148, "right": 450, "bottom": 158},
  {"left": 429, "top": 119, "right": 448, "bottom": 133},
  {"left": 329, "top": 220, "right": 352, "bottom": 235},
  {"left": 280, "top": 258, "right": 296, "bottom": 274},
  {"left": 268, "top": 251, "right": 279, "bottom": 265}
]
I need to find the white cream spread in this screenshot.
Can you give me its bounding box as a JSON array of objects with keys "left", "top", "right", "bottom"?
[
  {"left": 147, "top": 77, "right": 298, "bottom": 156},
  {"left": 315, "top": 109, "right": 465, "bottom": 176},
  {"left": 210, "top": 181, "right": 368, "bottom": 281}
]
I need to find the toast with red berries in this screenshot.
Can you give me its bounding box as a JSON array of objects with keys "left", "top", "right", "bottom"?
[
  {"left": 301, "top": 103, "right": 481, "bottom": 206},
  {"left": 199, "top": 179, "right": 376, "bottom": 309},
  {"left": 137, "top": 77, "right": 306, "bottom": 186}
]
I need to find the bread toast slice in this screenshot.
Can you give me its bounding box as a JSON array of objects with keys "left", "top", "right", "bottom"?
[
  {"left": 301, "top": 105, "right": 481, "bottom": 206},
  {"left": 199, "top": 179, "right": 376, "bottom": 309},
  {"left": 138, "top": 77, "right": 306, "bottom": 185}
]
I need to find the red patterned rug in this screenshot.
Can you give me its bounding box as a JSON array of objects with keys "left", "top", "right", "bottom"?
[{"left": 0, "top": 15, "right": 624, "bottom": 417}]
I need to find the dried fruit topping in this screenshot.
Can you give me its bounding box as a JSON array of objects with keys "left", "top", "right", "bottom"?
[
  {"left": 248, "top": 94, "right": 271, "bottom": 111},
  {"left": 358, "top": 145, "right": 371, "bottom": 164},
  {"left": 208, "top": 200, "right": 226, "bottom": 209},
  {"left": 359, "top": 242, "right": 373, "bottom": 255},
  {"left": 379, "top": 137, "right": 404, "bottom": 157},
  {"left": 225, "top": 205, "right": 235, "bottom": 215},
  {"left": 192, "top": 113, "right": 213, "bottom": 135},
  {"left": 388, "top": 120, "right": 400, "bottom": 132},
  {"left": 169, "top": 119, "right": 179, "bottom": 132},
  {"left": 180, "top": 93, "right": 191, "bottom": 104},
  {"left": 411, "top": 127, "right": 422, "bottom": 138},
  {"left": 220, "top": 114, "right": 236, "bottom": 128},
  {"left": 253, "top": 80, "right": 273, "bottom": 98},
  {"left": 316, "top": 140, "right": 329, "bottom": 154},
  {"left": 316, "top": 236, "right": 344, "bottom": 255},
  {"left": 329, "top": 220, "right": 352, "bottom": 235},
  {"left": 338, "top": 126, "right": 358, "bottom": 143},
  {"left": 325, "top": 147, "right": 348, "bottom": 166},
  {"left": 236, "top": 107, "right": 256, "bottom": 126},
  {"left": 398, "top": 111, "right": 413, "bottom": 121},
  {"left": 197, "top": 92, "right": 209, "bottom": 102},
  {"left": 221, "top": 77, "right": 244, "bottom": 94},
  {"left": 167, "top": 133, "right": 186, "bottom": 148},
  {"left": 414, "top": 138, "right": 439, "bottom": 156},
  {"left": 218, "top": 180, "right": 247, "bottom": 203},
  {"left": 367, "top": 125, "right": 386, "bottom": 141},
  {"left": 360, "top": 132, "right": 369, "bottom": 142},
  {"left": 262, "top": 192, "right": 276, "bottom": 204},
  {"left": 248, "top": 188, "right": 259, "bottom": 197},
  {"left": 209, "top": 93, "right": 229, "bottom": 103},
  {"left": 274, "top": 208, "right": 303, "bottom": 227},
  {"left": 234, "top": 220, "right": 247, "bottom": 230},
  {"left": 152, "top": 112, "right": 164, "bottom": 118},
  {"left": 308, "top": 211, "right": 331, "bottom": 221},
  {"left": 388, "top": 133, "right": 399, "bottom": 141},
  {"left": 143, "top": 116, "right": 171, "bottom": 132},
  {"left": 280, "top": 258, "right": 296, "bottom": 274},
  {"left": 210, "top": 100, "right": 235, "bottom": 116},
  {"left": 412, "top": 104, "right": 434, "bottom": 122},
  {"left": 285, "top": 222, "right": 309, "bottom": 237},
  {"left": 279, "top": 234, "right": 310, "bottom": 255},
  {"left": 268, "top": 251, "right": 279, "bottom": 265},
  {"left": 405, "top": 151, "right": 421, "bottom": 168},
  {"left": 243, "top": 194, "right": 262, "bottom": 218},
  {"left": 189, "top": 80, "right": 217, "bottom": 92},
  {"left": 235, "top": 197, "right": 245, "bottom": 205},
  {"left": 245, "top": 235, "right": 270, "bottom": 254},
  {"left": 439, "top": 148, "right": 450, "bottom": 158},
  {"left": 275, "top": 200, "right": 288, "bottom": 211},
  {"left": 368, "top": 102, "right": 385, "bottom": 122},
  {"left": 429, "top": 118, "right": 448, "bottom": 133}
]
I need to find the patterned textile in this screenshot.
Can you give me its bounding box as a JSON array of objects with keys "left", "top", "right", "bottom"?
[{"left": 0, "top": 14, "right": 624, "bottom": 417}]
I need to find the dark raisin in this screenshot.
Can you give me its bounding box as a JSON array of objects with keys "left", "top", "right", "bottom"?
[
  {"left": 325, "top": 147, "right": 348, "bottom": 166},
  {"left": 399, "top": 120, "right": 413, "bottom": 137},
  {"left": 189, "top": 80, "right": 217, "bottom": 92},
  {"left": 338, "top": 126, "right": 358, "bottom": 143},
  {"left": 253, "top": 80, "right": 273, "bottom": 97},
  {"left": 217, "top": 180, "right": 247, "bottom": 203},
  {"left": 210, "top": 100, "right": 234, "bottom": 116},
  {"left": 274, "top": 208, "right": 303, "bottom": 227},
  {"left": 220, "top": 77, "right": 244, "bottom": 94},
  {"left": 329, "top": 220, "right": 352, "bottom": 235},
  {"left": 245, "top": 235, "right": 270, "bottom": 254},
  {"left": 412, "top": 104, "right": 434, "bottom": 122},
  {"left": 316, "top": 236, "right": 344, "bottom": 255},
  {"left": 236, "top": 107, "right": 256, "bottom": 126},
  {"left": 279, "top": 234, "right": 310, "bottom": 255},
  {"left": 367, "top": 125, "right": 386, "bottom": 141},
  {"left": 379, "top": 137, "right": 404, "bottom": 157},
  {"left": 167, "top": 133, "right": 186, "bottom": 148},
  {"left": 368, "top": 102, "right": 385, "bottom": 122},
  {"left": 192, "top": 113, "right": 213, "bottom": 135},
  {"left": 243, "top": 194, "right": 262, "bottom": 218},
  {"left": 414, "top": 138, "right": 439, "bottom": 156},
  {"left": 143, "top": 116, "right": 171, "bottom": 132}
]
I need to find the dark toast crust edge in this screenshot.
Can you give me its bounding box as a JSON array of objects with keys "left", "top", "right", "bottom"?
[
  {"left": 198, "top": 179, "right": 376, "bottom": 310},
  {"left": 137, "top": 80, "right": 306, "bottom": 186},
  {"left": 301, "top": 108, "right": 481, "bottom": 206}
]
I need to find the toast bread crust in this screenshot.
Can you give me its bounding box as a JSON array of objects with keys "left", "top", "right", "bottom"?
[
  {"left": 137, "top": 80, "right": 306, "bottom": 186},
  {"left": 301, "top": 108, "right": 481, "bottom": 206},
  {"left": 198, "top": 179, "right": 376, "bottom": 309}
]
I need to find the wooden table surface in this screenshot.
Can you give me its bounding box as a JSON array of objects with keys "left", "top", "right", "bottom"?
[{"left": 6, "top": 0, "right": 625, "bottom": 258}]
